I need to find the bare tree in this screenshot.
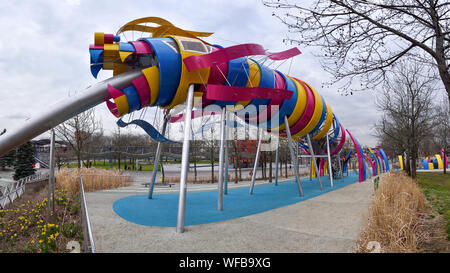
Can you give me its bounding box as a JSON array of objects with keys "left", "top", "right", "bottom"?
[
  {"left": 374, "top": 61, "right": 438, "bottom": 178},
  {"left": 54, "top": 108, "right": 100, "bottom": 168},
  {"left": 433, "top": 95, "right": 450, "bottom": 173},
  {"left": 264, "top": 0, "right": 450, "bottom": 103}
]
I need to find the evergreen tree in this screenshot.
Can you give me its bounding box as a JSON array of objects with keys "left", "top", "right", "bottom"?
[
  {"left": 0, "top": 150, "right": 16, "bottom": 170},
  {"left": 13, "top": 141, "right": 35, "bottom": 180}
]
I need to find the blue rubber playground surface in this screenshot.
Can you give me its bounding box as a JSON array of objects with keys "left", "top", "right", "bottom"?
[{"left": 113, "top": 172, "right": 361, "bottom": 227}]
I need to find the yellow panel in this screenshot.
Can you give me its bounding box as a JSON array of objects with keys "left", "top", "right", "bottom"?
[
  {"left": 103, "top": 44, "right": 119, "bottom": 58},
  {"left": 398, "top": 155, "right": 404, "bottom": 170},
  {"left": 311, "top": 161, "right": 316, "bottom": 178},
  {"left": 113, "top": 63, "right": 126, "bottom": 76},
  {"left": 114, "top": 95, "right": 129, "bottom": 117},
  {"left": 119, "top": 51, "right": 133, "bottom": 62},
  {"left": 142, "top": 66, "right": 160, "bottom": 106},
  {"left": 166, "top": 35, "right": 210, "bottom": 109},
  {"left": 116, "top": 17, "right": 213, "bottom": 38},
  {"left": 428, "top": 162, "right": 434, "bottom": 169},
  {"left": 435, "top": 154, "right": 443, "bottom": 169},
  {"left": 292, "top": 83, "right": 324, "bottom": 138},
  {"left": 313, "top": 102, "right": 333, "bottom": 140},
  {"left": 94, "top": 32, "right": 104, "bottom": 45}
]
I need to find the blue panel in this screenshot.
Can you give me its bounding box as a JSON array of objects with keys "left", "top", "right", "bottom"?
[
  {"left": 343, "top": 151, "right": 353, "bottom": 172},
  {"left": 89, "top": 49, "right": 104, "bottom": 63},
  {"left": 378, "top": 148, "right": 390, "bottom": 172},
  {"left": 214, "top": 57, "right": 249, "bottom": 108},
  {"left": 122, "top": 85, "right": 141, "bottom": 112},
  {"left": 117, "top": 118, "right": 175, "bottom": 143},
  {"left": 90, "top": 64, "right": 103, "bottom": 79},
  {"left": 422, "top": 159, "right": 429, "bottom": 169},
  {"left": 119, "top": 42, "right": 136, "bottom": 52},
  {"left": 141, "top": 37, "right": 181, "bottom": 106}
]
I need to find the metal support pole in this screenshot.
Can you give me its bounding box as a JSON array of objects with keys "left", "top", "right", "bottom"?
[
  {"left": 148, "top": 111, "right": 170, "bottom": 199},
  {"left": 306, "top": 133, "right": 324, "bottom": 191},
  {"left": 47, "top": 129, "right": 55, "bottom": 220},
  {"left": 326, "top": 134, "right": 334, "bottom": 187},
  {"left": 224, "top": 111, "right": 229, "bottom": 195},
  {"left": 249, "top": 128, "right": 263, "bottom": 195},
  {"left": 274, "top": 140, "right": 279, "bottom": 186},
  {"left": 338, "top": 151, "right": 345, "bottom": 182},
  {"left": 309, "top": 157, "right": 312, "bottom": 181},
  {"left": 218, "top": 107, "right": 226, "bottom": 210},
  {"left": 284, "top": 116, "right": 304, "bottom": 197},
  {"left": 176, "top": 85, "right": 195, "bottom": 233}
]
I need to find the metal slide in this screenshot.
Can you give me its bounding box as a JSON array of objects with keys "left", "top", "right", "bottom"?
[{"left": 0, "top": 70, "right": 142, "bottom": 157}]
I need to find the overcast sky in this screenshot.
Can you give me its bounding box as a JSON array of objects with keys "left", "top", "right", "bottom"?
[{"left": 0, "top": 0, "right": 383, "bottom": 146}]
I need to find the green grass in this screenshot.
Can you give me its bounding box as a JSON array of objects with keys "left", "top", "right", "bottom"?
[
  {"left": 66, "top": 161, "right": 158, "bottom": 171},
  {"left": 65, "top": 160, "right": 218, "bottom": 171},
  {"left": 416, "top": 172, "right": 450, "bottom": 240}
]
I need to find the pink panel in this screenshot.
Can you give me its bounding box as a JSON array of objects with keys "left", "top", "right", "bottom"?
[
  {"left": 104, "top": 34, "right": 115, "bottom": 44},
  {"left": 89, "top": 44, "right": 105, "bottom": 50},
  {"left": 205, "top": 85, "right": 292, "bottom": 102},
  {"left": 107, "top": 84, "right": 125, "bottom": 99},
  {"left": 130, "top": 41, "right": 153, "bottom": 54},
  {"left": 200, "top": 46, "right": 228, "bottom": 108},
  {"left": 105, "top": 100, "right": 119, "bottom": 117},
  {"left": 319, "top": 158, "right": 325, "bottom": 176},
  {"left": 132, "top": 75, "right": 151, "bottom": 108},
  {"left": 364, "top": 154, "right": 376, "bottom": 176},
  {"left": 346, "top": 129, "right": 364, "bottom": 182},
  {"left": 329, "top": 124, "right": 346, "bottom": 156},
  {"left": 183, "top": 43, "right": 301, "bottom": 71},
  {"left": 267, "top": 47, "right": 301, "bottom": 60}
]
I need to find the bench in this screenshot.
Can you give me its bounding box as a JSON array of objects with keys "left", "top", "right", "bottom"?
[{"left": 141, "top": 182, "right": 174, "bottom": 188}]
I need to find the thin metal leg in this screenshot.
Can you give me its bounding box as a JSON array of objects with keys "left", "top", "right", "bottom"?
[
  {"left": 249, "top": 128, "right": 263, "bottom": 195},
  {"left": 309, "top": 157, "right": 312, "bottom": 181},
  {"left": 306, "top": 134, "right": 324, "bottom": 191},
  {"left": 148, "top": 111, "right": 171, "bottom": 199},
  {"left": 218, "top": 107, "right": 226, "bottom": 210},
  {"left": 47, "top": 129, "right": 55, "bottom": 220},
  {"left": 326, "top": 134, "right": 334, "bottom": 187},
  {"left": 176, "top": 85, "right": 194, "bottom": 233},
  {"left": 274, "top": 141, "right": 279, "bottom": 186},
  {"left": 224, "top": 110, "right": 229, "bottom": 195},
  {"left": 284, "top": 116, "right": 303, "bottom": 197},
  {"left": 338, "top": 151, "right": 344, "bottom": 182}
]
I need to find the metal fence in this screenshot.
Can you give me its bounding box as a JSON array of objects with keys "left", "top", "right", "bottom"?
[
  {"left": 79, "top": 175, "right": 96, "bottom": 253},
  {"left": 0, "top": 172, "right": 49, "bottom": 209}
]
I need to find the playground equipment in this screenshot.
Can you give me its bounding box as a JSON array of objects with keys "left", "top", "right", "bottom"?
[
  {"left": 398, "top": 151, "right": 449, "bottom": 170},
  {"left": 0, "top": 17, "right": 390, "bottom": 233}
]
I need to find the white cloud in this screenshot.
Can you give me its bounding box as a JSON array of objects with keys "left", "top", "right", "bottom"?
[{"left": 0, "top": 0, "right": 382, "bottom": 147}]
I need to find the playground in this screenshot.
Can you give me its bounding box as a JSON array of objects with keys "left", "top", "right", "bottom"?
[
  {"left": 0, "top": 9, "right": 448, "bottom": 255},
  {"left": 84, "top": 172, "right": 374, "bottom": 252}
]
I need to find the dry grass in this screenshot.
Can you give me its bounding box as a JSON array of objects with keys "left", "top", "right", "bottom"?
[
  {"left": 55, "top": 168, "right": 132, "bottom": 194},
  {"left": 356, "top": 171, "right": 428, "bottom": 253}
]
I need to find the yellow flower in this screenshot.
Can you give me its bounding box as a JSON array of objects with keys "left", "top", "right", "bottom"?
[{"left": 39, "top": 240, "right": 43, "bottom": 243}]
